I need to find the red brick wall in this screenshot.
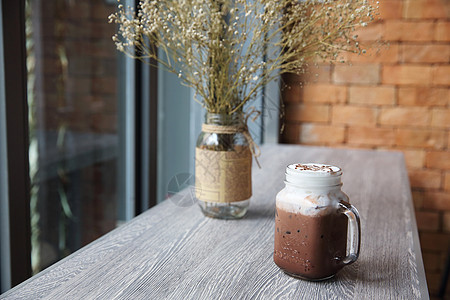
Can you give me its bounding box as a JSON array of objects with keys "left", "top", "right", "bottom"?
[
  {"left": 280, "top": 0, "right": 449, "bottom": 295},
  {"left": 38, "top": 0, "right": 118, "bottom": 133}
]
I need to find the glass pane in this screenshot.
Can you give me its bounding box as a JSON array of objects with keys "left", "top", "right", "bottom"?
[{"left": 26, "top": 0, "right": 126, "bottom": 273}]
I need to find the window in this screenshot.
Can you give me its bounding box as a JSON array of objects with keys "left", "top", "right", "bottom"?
[
  {"left": 0, "top": 0, "right": 157, "bottom": 291},
  {"left": 25, "top": 0, "right": 127, "bottom": 273}
]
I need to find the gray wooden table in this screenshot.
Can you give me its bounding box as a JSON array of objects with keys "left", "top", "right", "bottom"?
[{"left": 1, "top": 144, "right": 429, "bottom": 299}]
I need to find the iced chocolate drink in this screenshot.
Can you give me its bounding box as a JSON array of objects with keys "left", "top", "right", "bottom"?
[
  {"left": 273, "top": 163, "right": 360, "bottom": 281},
  {"left": 274, "top": 207, "right": 348, "bottom": 279}
]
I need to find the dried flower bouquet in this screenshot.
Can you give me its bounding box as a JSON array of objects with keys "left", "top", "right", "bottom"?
[{"left": 109, "top": 0, "right": 376, "bottom": 114}]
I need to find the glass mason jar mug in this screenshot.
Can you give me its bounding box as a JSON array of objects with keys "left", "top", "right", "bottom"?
[
  {"left": 274, "top": 163, "right": 361, "bottom": 281},
  {"left": 195, "top": 112, "right": 252, "bottom": 219}
]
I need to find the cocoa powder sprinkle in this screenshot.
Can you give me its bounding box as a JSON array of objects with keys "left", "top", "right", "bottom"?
[{"left": 294, "top": 164, "right": 336, "bottom": 173}]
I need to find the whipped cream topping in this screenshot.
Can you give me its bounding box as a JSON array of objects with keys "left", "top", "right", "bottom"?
[{"left": 276, "top": 163, "right": 346, "bottom": 215}]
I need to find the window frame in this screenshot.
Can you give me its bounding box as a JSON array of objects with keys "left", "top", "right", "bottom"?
[{"left": 0, "top": 0, "right": 32, "bottom": 290}]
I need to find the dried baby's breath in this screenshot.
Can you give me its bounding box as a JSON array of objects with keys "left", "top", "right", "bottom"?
[{"left": 109, "top": 0, "right": 376, "bottom": 114}]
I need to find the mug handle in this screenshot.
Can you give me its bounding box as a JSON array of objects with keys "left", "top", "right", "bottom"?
[{"left": 339, "top": 201, "right": 361, "bottom": 265}]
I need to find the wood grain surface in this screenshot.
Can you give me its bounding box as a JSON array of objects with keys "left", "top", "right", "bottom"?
[{"left": 1, "top": 145, "right": 429, "bottom": 299}]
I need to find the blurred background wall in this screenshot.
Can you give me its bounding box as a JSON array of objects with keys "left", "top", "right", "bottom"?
[{"left": 280, "top": 0, "right": 449, "bottom": 296}]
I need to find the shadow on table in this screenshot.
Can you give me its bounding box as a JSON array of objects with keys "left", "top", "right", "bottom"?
[{"left": 330, "top": 256, "right": 397, "bottom": 285}]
